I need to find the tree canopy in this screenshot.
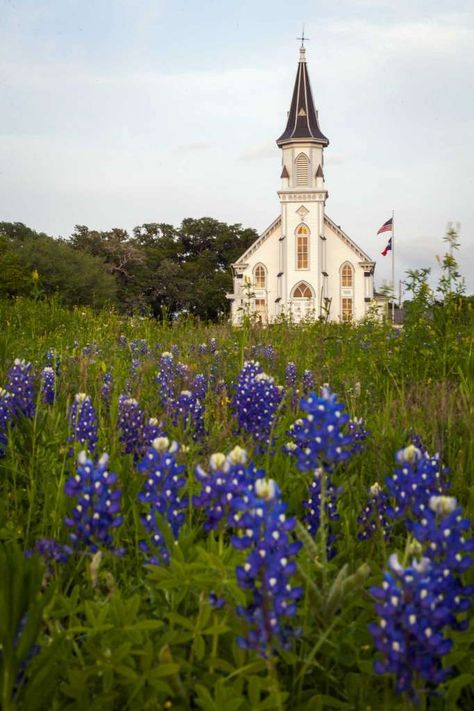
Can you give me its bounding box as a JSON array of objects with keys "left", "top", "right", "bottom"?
[{"left": 0, "top": 218, "right": 258, "bottom": 319}]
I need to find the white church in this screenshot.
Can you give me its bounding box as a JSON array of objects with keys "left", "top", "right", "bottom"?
[{"left": 228, "top": 47, "right": 376, "bottom": 324}]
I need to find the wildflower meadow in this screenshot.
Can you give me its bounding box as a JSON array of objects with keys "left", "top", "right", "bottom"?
[{"left": 0, "top": 281, "right": 472, "bottom": 710}]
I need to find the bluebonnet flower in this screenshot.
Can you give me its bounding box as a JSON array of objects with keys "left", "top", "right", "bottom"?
[
  {"left": 0, "top": 388, "right": 13, "bottom": 457},
  {"left": 6, "top": 359, "right": 36, "bottom": 419},
  {"left": 171, "top": 389, "right": 205, "bottom": 440},
  {"left": 303, "top": 468, "right": 340, "bottom": 555},
  {"left": 385, "top": 445, "right": 449, "bottom": 521},
  {"left": 33, "top": 538, "right": 72, "bottom": 564},
  {"left": 285, "top": 362, "right": 297, "bottom": 390},
  {"left": 209, "top": 338, "right": 218, "bottom": 354},
  {"left": 191, "top": 373, "right": 207, "bottom": 403},
  {"left": 248, "top": 344, "right": 277, "bottom": 364},
  {"left": 117, "top": 395, "right": 144, "bottom": 457},
  {"left": 285, "top": 387, "right": 356, "bottom": 472},
  {"left": 348, "top": 417, "right": 370, "bottom": 454},
  {"left": 194, "top": 447, "right": 263, "bottom": 532},
  {"left": 142, "top": 417, "right": 165, "bottom": 449},
  {"left": 64, "top": 451, "right": 123, "bottom": 553},
  {"left": 81, "top": 342, "right": 101, "bottom": 359},
  {"left": 231, "top": 478, "right": 303, "bottom": 656},
  {"left": 118, "top": 334, "right": 128, "bottom": 348},
  {"left": 357, "top": 482, "right": 391, "bottom": 541},
  {"left": 231, "top": 361, "right": 284, "bottom": 450},
  {"left": 171, "top": 344, "right": 180, "bottom": 357},
  {"left": 370, "top": 496, "right": 473, "bottom": 699},
  {"left": 40, "top": 367, "right": 55, "bottom": 405},
  {"left": 136, "top": 437, "right": 186, "bottom": 565},
  {"left": 45, "top": 348, "right": 61, "bottom": 374},
  {"left": 68, "top": 393, "right": 98, "bottom": 453},
  {"left": 130, "top": 338, "right": 150, "bottom": 357},
  {"left": 101, "top": 372, "right": 113, "bottom": 407},
  {"left": 198, "top": 343, "right": 208, "bottom": 356},
  {"left": 156, "top": 352, "right": 179, "bottom": 412},
  {"left": 302, "top": 369, "right": 315, "bottom": 394}
]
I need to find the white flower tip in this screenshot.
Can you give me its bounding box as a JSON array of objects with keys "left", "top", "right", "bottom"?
[
  {"left": 370, "top": 482, "right": 382, "bottom": 496},
  {"left": 396, "top": 444, "right": 422, "bottom": 464},
  {"left": 255, "top": 478, "right": 277, "bottom": 501},
  {"left": 429, "top": 495, "right": 457, "bottom": 515},
  {"left": 98, "top": 452, "right": 109, "bottom": 467},
  {"left": 227, "top": 445, "right": 247, "bottom": 466},
  {"left": 210, "top": 452, "right": 227, "bottom": 471},
  {"left": 77, "top": 450, "right": 88, "bottom": 465},
  {"left": 152, "top": 437, "right": 170, "bottom": 453}
]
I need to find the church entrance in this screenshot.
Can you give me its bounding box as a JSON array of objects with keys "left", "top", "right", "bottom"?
[{"left": 290, "top": 282, "right": 316, "bottom": 321}]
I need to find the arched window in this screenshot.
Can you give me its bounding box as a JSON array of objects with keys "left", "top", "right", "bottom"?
[
  {"left": 295, "top": 224, "right": 309, "bottom": 270},
  {"left": 292, "top": 282, "right": 313, "bottom": 299},
  {"left": 341, "top": 263, "right": 353, "bottom": 287},
  {"left": 342, "top": 298, "right": 353, "bottom": 322},
  {"left": 295, "top": 152, "right": 309, "bottom": 186},
  {"left": 253, "top": 264, "right": 266, "bottom": 289}
]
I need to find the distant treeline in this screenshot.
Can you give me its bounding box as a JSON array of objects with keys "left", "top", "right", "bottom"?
[{"left": 0, "top": 219, "right": 258, "bottom": 319}]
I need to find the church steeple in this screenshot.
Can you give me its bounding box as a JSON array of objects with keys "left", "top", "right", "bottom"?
[{"left": 276, "top": 47, "right": 329, "bottom": 147}]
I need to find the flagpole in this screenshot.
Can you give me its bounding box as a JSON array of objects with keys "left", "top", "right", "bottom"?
[{"left": 391, "top": 209, "right": 395, "bottom": 323}]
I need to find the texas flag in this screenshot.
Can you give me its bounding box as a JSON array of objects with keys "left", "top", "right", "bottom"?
[
  {"left": 377, "top": 217, "right": 393, "bottom": 235},
  {"left": 381, "top": 237, "right": 392, "bottom": 256}
]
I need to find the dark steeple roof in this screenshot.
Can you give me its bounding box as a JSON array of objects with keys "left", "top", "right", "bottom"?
[{"left": 277, "top": 48, "right": 329, "bottom": 147}]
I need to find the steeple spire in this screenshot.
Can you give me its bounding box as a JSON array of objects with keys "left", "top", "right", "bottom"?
[{"left": 276, "top": 48, "right": 329, "bottom": 147}]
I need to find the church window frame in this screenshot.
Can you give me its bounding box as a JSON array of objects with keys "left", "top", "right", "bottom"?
[
  {"left": 253, "top": 263, "right": 267, "bottom": 289},
  {"left": 340, "top": 262, "right": 354, "bottom": 287},
  {"left": 295, "top": 223, "right": 310, "bottom": 270},
  {"left": 341, "top": 298, "right": 353, "bottom": 322},
  {"left": 295, "top": 152, "right": 310, "bottom": 187},
  {"left": 292, "top": 281, "right": 314, "bottom": 299}
]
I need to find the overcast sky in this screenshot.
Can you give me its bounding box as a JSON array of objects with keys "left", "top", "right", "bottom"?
[{"left": 1, "top": 0, "right": 473, "bottom": 293}]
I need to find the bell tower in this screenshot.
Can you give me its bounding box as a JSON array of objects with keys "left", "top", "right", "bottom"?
[{"left": 276, "top": 45, "right": 329, "bottom": 318}]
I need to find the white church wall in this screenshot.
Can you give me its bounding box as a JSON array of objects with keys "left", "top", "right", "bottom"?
[{"left": 324, "top": 221, "right": 368, "bottom": 321}]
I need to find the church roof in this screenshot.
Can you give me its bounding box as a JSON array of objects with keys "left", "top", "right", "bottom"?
[{"left": 276, "top": 48, "right": 329, "bottom": 147}]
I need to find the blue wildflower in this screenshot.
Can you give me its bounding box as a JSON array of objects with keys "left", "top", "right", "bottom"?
[
  {"left": 302, "top": 369, "right": 315, "bottom": 394},
  {"left": 303, "top": 468, "right": 340, "bottom": 555},
  {"left": 370, "top": 496, "right": 473, "bottom": 699},
  {"left": 64, "top": 451, "right": 123, "bottom": 553},
  {"left": 231, "top": 478, "right": 303, "bottom": 656},
  {"left": 136, "top": 437, "right": 186, "bottom": 565},
  {"left": 194, "top": 447, "right": 263, "bottom": 532},
  {"left": 156, "top": 352, "right": 179, "bottom": 413},
  {"left": 285, "top": 387, "right": 356, "bottom": 472},
  {"left": 40, "top": 367, "right": 55, "bottom": 406},
  {"left": 6, "top": 359, "right": 36, "bottom": 419},
  {"left": 231, "top": 361, "right": 284, "bottom": 450},
  {"left": 101, "top": 372, "right": 113, "bottom": 407},
  {"left": 68, "top": 393, "right": 98, "bottom": 453},
  {"left": 117, "top": 395, "right": 145, "bottom": 457},
  {"left": 357, "top": 482, "right": 391, "bottom": 541},
  {"left": 171, "top": 389, "right": 205, "bottom": 440},
  {"left": 386, "top": 445, "right": 449, "bottom": 521},
  {"left": 0, "top": 388, "right": 13, "bottom": 457}
]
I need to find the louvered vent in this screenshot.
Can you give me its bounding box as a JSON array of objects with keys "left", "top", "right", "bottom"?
[{"left": 296, "top": 153, "right": 309, "bottom": 186}]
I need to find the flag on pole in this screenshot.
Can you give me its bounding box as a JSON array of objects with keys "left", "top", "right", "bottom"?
[
  {"left": 377, "top": 217, "right": 393, "bottom": 235},
  {"left": 381, "top": 238, "right": 392, "bottom": 256}
]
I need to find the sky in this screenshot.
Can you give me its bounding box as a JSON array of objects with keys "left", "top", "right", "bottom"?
[{"left": 1, "top": 0, "right": 473, "bottom": 293}]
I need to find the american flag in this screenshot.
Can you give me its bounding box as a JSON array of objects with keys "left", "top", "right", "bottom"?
[
  {"left": 381, "top": 238, "right": 392, "bottom": 256},
  {"left": 377, "top": 217, "right": 393, "bottom": 235}
]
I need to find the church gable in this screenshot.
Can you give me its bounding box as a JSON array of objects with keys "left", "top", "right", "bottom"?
[
  {"left": 233, "top": 215, "right": 281, "bottom": 267},
  {"left": 324, "top": 215, "right": 372, "bottom": 263}
]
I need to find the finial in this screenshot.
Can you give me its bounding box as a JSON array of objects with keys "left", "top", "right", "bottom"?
[
  {"left": 296, "top": 26, "right": 309, "bottom": 49},
  {"left": 297, "top": 26, "right": 309, "bottom": 61}
]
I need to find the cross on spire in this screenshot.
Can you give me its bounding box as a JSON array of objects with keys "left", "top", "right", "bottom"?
[{"left": 297, "top": 27, "right": 309, "bottom": 48}]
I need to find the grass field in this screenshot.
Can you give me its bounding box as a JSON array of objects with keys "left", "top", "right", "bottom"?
[{"left": 0, "top": 294, "right": 472, "bottom": 710}]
